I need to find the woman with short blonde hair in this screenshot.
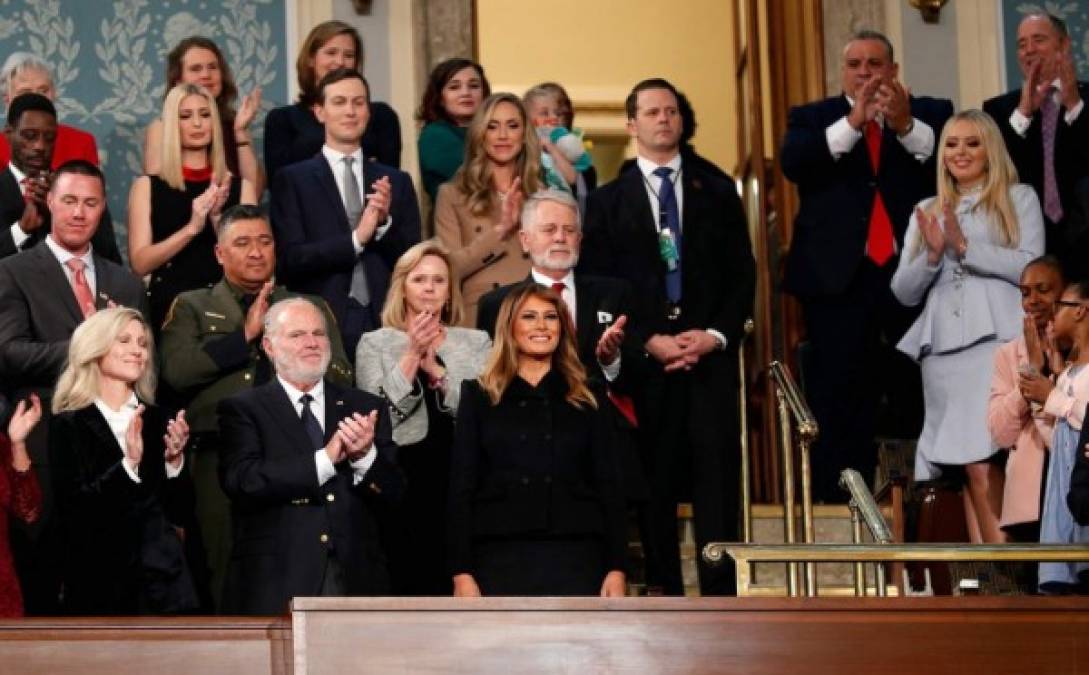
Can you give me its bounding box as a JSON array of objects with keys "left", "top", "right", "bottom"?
[{"left": 356, "top": 241, "right": 491, "bottom": 594}]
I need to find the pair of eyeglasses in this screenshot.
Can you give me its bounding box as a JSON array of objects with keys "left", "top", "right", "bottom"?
[{"left": 1055, "top": 299, "right": 1085, "bottom": 309}]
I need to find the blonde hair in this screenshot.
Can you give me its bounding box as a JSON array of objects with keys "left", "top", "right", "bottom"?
[
  {"left": 381, "top": 239, "right": 464, "bottom": 330},
  {"left": 453, "top": 92, "right": 541, "bottom": 217},
  {"left": 53, "top": 308, "right": 157, "bottom": 414},
  {"left": 159, "top": 83, "right": 227, "bottom": 191},
  {"left": 478, "top": 283, "right": 596, "bottom": 410},
  {"left": 914, "top": 109, "right": 1020, "bottom": 257}
]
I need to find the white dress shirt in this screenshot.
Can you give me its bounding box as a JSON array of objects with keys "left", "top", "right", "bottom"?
[
  {"left": 634, "top": 153, "right": 726, "bottom": 349},
  {"left": 93, "top": 394, "right": 184, "bottom": 483},
  {"left": 320, "top": 145, "right": 391, "bottom": 252},
  {"left": 1009, "top": 78, "right": 1085, "bottom": 137},
  {"left": 277, "top": 375, "right": 376, "bottom": 485},
  {"left": 44, "top": 233, "right": 97, "bottom": 296},
  {"left": 825, "top": 94, "right": 936, "bottom": 162},
  {"left": 7, "top": 164, "right": 32, "bottom": 249}
]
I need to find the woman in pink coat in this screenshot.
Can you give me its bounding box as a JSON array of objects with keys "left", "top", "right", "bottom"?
[{"left": 988, "top": 256, "right": 1064, "bottom": 541}]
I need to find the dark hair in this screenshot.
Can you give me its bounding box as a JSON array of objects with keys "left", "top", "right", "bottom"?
[
  {"left": 625, "top": 78, "right": 679, "bottom": 119},
  {"left": 297, "top": 20, "right": 363, "bottom": 106},
  {"left": 849, "top": 29, "right": 895, "bottom": 62},
  {"left": 51, "top": 159, "right": 105, "bottom": 190},
  {"left": 6, "top": 92, "right": 55, "bottom": 127},
  {"left": 417, "top": 58, "right": 490, "bottom": 124},
  {"left": 677, "top": 90, "right": 697, "bottom": 148},
  {"left": 316, "top": 68, "right": 369, "bottom": 105},
  {"left": 215, "top": 203, "right": 268, "bottom": 239},
  {"left": 1024, "top": 254, "right": 1065, "bottom": 282},
  {"left": 165, "top": 36, "right": 239, "bottom": 123},
  {"left": 1067, "top": 279, "right": 1089, "bottom": 300}
]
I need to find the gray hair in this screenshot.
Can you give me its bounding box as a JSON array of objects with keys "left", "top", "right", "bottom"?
[
  {"left": 1, "top": 52, "right": 53, "bottom": 100},
  {"left": 263, "top": 297, "right": 328, "bottom": 338},
  {"left": 845, "top": 29, "right": 895, "bottom": 63},
  {"left": 520, "top": 188, "right": 580, "bottom": 232}
]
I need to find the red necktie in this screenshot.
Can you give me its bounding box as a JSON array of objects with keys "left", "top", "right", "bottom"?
[
  {"left": 864, "top": 120, "right": 895, "bottom": 266},
  {"left": 65, "top": 258, "right": 96, "bottom": 319}
]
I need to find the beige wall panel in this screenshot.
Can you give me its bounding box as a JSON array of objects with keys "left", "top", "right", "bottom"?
[{"left": 476, "top": 0, "right": 737, "bottom": 179}]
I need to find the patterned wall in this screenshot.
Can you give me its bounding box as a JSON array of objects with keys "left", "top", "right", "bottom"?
[
  {"left": 0, "top": 0, "right": 288, "bottom": 254},
  {"left": 1003, "top": 1, "right": 1089, "bottom": 88}
]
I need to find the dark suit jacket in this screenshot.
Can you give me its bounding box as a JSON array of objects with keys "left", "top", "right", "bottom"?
[
  {"left": 579, "top": 156, "right": 755, "bottom": 345},
  {"left": 780, "top": 94, "right": 953, "bottom": 297},
  {"left": 1070, "top": 403, "right": 1089, "bottom": 526},
  {"left": 50, "top": 404, "right": 198, "bottom": 615},
  {"left": 983, "top": 84, "right": 1089, "bottom": 266},
  {"left": 0, "top": 243, "right": 144, "bottom": 395},
  {"left": 217, "top": 379, "right": 403, "bottom": 615},
  {"left": 263, "top": 101, "right": 402, "bottom": 180},
  {"left": 269, "top": 154, "right": 421, "bottom": 340},
  {"left": 448, "top": 374, "right": 627, "bottom": 579},
  {"left": 0, "top": 167, "right": 122, "bottom": 263}
]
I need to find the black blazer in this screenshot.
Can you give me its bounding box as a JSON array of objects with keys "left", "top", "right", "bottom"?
[
  {"left": 579, "top": 157, "right": 755, "bottom": 344},
  {"left": 984, "top": 84, "right": 1089, "bottom": 265},
  {"left": 1070, "top": 403, "right": 1089, "bottom": 526},
  {"left": 780, "top": 94, "right": 953, "bottom": 297},
  {"left": 0, "top": 243, "right": 145, "bottom": 395},
  {"left": 217, "top": 379, "right": 402, "bottom": 615},
  {"left": 448, "top": 374, "right": 626, "bottom": 578},
  {"left": 50, "top": 404, "right": 198, "bottom": 615},
  {"left": 0, "top": 167, "right": 122, "bottom": 263},
  {"left": 263, "top": 101, "right": 402, "bottom": 180},
  {"left": 269, "top": 154, "right": 421, "bottom": 339}
]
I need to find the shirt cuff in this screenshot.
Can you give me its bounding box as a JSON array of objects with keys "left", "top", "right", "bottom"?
[
  {"left": 599, "top": 355, "right": 621, "bottom": 382},
  {"left": 1009, "top": 109, "right": 1032, "bottom": 137},
  {"left": 706, "top": 329, "right": 728, "bottom": 350},
  {"left": 896, "top": 117, "right": 935, "bottom": 161},
  {"left": 1065, "top": 99, "right": 1084, "bottom": 124},
  {"left": 165, "top": 455, "right": 185, "bottom": 479},
  {"left": 122, "top": 457, "right": 141, "bottom": 484},
  {"left": 374, "top": 216, "right": 392, "bottom": 241},
  {"left": 314, "top": 449, "right": 336, "bottom": 486},
  {"left": 825, "top": 116, "right": 863, "bottom": 159},
  {"left": 10, "top": 222, "right": 29, "bottom": 249},
  {"left": 349, "top": 445, "right": 378, "bottom": 485}
]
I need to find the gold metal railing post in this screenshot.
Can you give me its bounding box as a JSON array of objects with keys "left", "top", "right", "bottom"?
[
  {"left": 849, "top": 505, "right": 866, "bottom": 597},
  {"left": 776, "top": 389, "right": 799, "bottom": 597},
  {"left": 739, "top": 319, "right": 754, "bottom": 544},
  {"left": 769, "top": 361, "right": 819, "bottom": 597}
]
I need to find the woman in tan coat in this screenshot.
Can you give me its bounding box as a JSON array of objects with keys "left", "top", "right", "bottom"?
[{"left": 434, "top": 92, "right": 541, "bottom": 327}]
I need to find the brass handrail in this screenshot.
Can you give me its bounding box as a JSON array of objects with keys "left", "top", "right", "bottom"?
[
  {"left": 840, "top": 469, "right": 893, "bottom": 597},
  {"left": 739, "top": 319, "right": 754, "bottom": 544},
  {"left": 768, "top": 361, "right": 819, "bottom": 596},
  {"left": 703, "top": 543, "right": 1089, "bottom": 596}
]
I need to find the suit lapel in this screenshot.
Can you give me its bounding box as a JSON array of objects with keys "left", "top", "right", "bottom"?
[
  {"left": 31, "top": 245, "right": 84, "bottom": 324},
  {"left": 619, "top": 168, "right": 657, "bottom": 238},
  {"left": 323, "top": 379, "right": 346, "bottom": 445},
  {"left": 0, "top": 169, "right": 22, "bottom": 224},
  {"left": 573, "top": 276, "right": 598, "bottom": 358},
  {"left": 310, "top": 158, "right": 350, "bottom": 230},
  {"left": 256, "top": 381, "right": 318, "bottom": 454},
  {"left": 74, "top": 405, "right": 125, "bottom": 462}
]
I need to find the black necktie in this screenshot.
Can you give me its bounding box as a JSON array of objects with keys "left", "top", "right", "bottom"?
[{"left": 299, "top": 394, "right": 324, "bottom": 449}]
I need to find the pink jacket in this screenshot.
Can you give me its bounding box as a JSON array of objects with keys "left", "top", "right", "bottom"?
[{"left": 988, "top": 339, "right": 1052, "bottom": 527}]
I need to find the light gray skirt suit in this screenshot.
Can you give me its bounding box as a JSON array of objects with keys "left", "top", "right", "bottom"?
[{"left": 891, "top": 185, "right": 1044, "bottom": 479}]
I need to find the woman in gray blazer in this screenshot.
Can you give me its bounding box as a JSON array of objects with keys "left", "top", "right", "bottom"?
[
  {"left": 356, "top": 240, "right": 491, "bottom": 594},
  {"left": 891, "top": 110, "right": 1044, "bottom": 544}
]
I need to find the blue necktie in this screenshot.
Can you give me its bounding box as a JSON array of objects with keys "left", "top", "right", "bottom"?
[
  {"left": 653, "top": 166, "right": 682, "bottom": 304},
  {"left": 299, "top": 394, "right": 324, "bottom": 450}
]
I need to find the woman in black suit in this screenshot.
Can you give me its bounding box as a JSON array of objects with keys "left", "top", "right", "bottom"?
[
  {"left": 449, "top": 282, "right": 627, "bottom": 596},
  {"left": 263, "top": 20, "right": 401, "bottom": 180},
  {"left": 50, "top": 307, "right": 197, "bottom": 615}
]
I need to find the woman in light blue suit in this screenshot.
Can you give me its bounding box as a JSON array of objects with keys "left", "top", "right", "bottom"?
[
  {"left": 356, "top": 240, "right": 491, "bottom": 594},
  {"left": 892, "top": 110, "right": 1044, "bottom": 544}
]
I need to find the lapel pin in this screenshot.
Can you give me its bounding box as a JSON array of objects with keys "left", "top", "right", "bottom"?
[
  {"left": 336, "top": 400, "right": 345, "bottom": 406},
  {"left": 693, "top": 179, "right": 702, "bottom": 190}
]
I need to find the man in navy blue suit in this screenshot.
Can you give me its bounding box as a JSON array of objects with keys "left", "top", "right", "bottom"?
[
  {"left": 781, "top": 30, "right": 953, "bottom": 501},
  {"left": 270, "top": 68, "right": 420, "bottom": 355}
]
